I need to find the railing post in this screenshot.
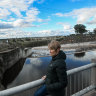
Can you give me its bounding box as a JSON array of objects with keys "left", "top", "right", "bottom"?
[{"left": 91, "top": 66, "right": 96, "bottom": 86}]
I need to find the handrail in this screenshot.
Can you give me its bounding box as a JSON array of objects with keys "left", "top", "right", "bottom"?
[
  {"left": 67, "top": 63, "right": 96, "bottom": 75},
  {"left": 0, "top": 79, "right": 44, "bottom": 96},
  {"left": 0, "top": 63, "right": 96, "bottom": 96}
]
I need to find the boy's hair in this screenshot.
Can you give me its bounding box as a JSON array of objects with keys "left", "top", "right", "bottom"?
[{"left": 48, "top": 40, "right": 61, "bottom": 50}]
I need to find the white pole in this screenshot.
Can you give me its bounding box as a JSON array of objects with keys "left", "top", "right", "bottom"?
[{"left": 0, "top": 79, "right": 44, "bottom": 96}]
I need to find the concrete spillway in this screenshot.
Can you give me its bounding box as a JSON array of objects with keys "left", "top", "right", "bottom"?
[{"left": 0, "top": 47, "right": 32, "bottom": 90}]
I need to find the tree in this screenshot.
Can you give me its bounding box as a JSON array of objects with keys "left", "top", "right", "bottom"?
[
  {"left": 74, "top": 24, "right": 87, "bottom": 34},
  {"left": 93, "top": 28, "right": 96, "bottom": 34}
]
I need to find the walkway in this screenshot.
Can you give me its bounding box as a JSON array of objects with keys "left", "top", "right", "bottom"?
[{"left": 83, "top": 90, "right": 96, "bottom": 96}]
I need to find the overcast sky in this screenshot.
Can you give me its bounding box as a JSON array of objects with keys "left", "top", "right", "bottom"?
[{"left": 0, "top": 0, "right": 96, "bottom": 39}]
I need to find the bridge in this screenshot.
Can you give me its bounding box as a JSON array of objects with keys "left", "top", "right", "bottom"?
[{"left": 0, "top": 62, "right": 96, "bottom": 96}]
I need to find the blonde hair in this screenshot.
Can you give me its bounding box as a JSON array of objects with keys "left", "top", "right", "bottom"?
[{"left": 48, "top": 40, "right": 61, "bottom": 50}]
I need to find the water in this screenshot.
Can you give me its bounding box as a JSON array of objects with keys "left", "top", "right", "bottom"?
[{"left": 6, "top": 50, "right": 96, "bottom": 95}]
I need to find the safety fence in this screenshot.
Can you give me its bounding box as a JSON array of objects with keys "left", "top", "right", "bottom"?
[
  {"left": 66, "top": 63, "right": 96, "bottom": 96},
  {"left": 0, "top": 63, "right": 96, "bottom": 96}
]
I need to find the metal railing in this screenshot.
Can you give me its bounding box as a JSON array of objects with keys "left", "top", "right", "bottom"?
[
  {"left": 0, "top": 63, "right": 96, "bottom": 96},
  {"left": 66, "top": 63, "right": 96, "bottom": 96}
]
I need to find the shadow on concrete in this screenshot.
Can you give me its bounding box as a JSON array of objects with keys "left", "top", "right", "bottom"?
[{"left": 1, "top": 58, "right": 26, "bottom": 89}]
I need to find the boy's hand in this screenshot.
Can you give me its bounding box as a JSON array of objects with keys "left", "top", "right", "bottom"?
[{"left": 42, "top": 75, "right": 46, "bottom": 80}]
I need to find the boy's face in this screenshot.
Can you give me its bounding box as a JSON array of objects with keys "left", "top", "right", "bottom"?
[{"left": 49, "top": 48, "right": 60, "bottom": 57}]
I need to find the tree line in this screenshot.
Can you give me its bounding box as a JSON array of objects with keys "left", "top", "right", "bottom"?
[{"left": 74, "top": 24, "right": 96, "bottom": 35}]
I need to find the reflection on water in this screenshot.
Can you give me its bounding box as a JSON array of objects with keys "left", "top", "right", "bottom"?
[
  {"left": 7, "top": 50, "right": 96, "bottom": 96},
  {"left": 7, "top": 57, "right": 51, "bottom": 89},
  {"left": 66, "top": 50, "right": 96, "bottom": 69}
]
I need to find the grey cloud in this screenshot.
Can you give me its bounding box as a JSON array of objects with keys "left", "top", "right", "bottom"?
[
  {"left": 0, "top": 32, "right": 6, "bottom": 35},
  {"left": 87, "top": 21, "right": 96, "bottom": 25},
  {"left": 0, "top": 23, "right": 14, "bottom": 29}
]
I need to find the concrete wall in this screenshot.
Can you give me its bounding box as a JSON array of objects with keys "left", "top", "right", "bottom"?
[
  {"left": 0, "top": 47, "right": 32, "bottom": 90},
  {"left": 0, "top": 48, "right": 32, "bottom": 70}
]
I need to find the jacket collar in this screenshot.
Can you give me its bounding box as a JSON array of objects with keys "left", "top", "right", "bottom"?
[{"left": 52, "top": 50, "right": 66, "bottom": 61}]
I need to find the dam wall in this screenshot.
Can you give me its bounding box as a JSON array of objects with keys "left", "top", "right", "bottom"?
[
  {"left": 0, "top": 47, "right": 32, "bottom": 90},
  {"left": 0, "top": 47, "right": 32, "bottom": 70}
]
